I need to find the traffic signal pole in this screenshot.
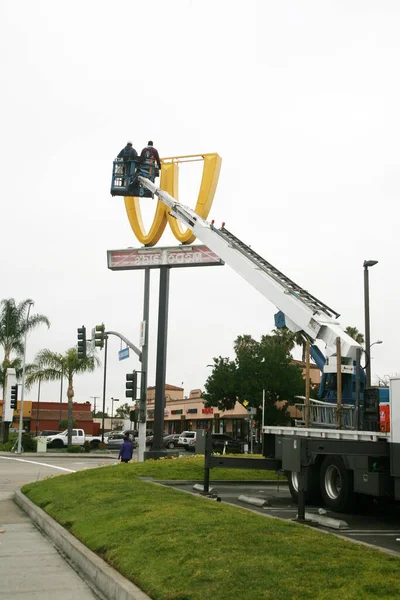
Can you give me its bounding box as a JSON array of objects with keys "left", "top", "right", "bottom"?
[{"left": 101, "top": 334, "right": 108, "bottom": 442}]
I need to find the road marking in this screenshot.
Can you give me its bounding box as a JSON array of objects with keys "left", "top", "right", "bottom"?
[
  {"left": 344, "top": 531, "right": 400, "bottom": 536},
  {"left": 0, "top": 456, "right": 76, "bottom": 473}
]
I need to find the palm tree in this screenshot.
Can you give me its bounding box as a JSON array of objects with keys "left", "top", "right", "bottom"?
[
  {"left": 345, "top": 326, "right": 364, "bottom": 346},
  {"left": 25, "top": 347, "right": 100, "bottom": 446},
  {"left": 0, "top": 298, "right": 50, "bottom": 397}
]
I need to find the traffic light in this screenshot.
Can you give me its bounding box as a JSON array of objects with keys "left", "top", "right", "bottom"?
[
  {"left": 125, "top": 371, "right": 138, "bottom": 399},
  {"left": 10, "top": 384, "right": 18, "bottom": 410},
  {"left": 77, "top": 326, "right": 87, "bottom": 359},
  {"left": 94, "top": 324, "right": 105, "bottom": 349}
]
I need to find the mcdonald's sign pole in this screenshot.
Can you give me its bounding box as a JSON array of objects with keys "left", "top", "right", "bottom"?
[{"left": 147, "top": 265, "right": 170, "bottom": 457}]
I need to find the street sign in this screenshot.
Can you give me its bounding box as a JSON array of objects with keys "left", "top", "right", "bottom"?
[
  {"left": 118, "top": 347, "right": 129, "bottom": 361},
  {"left": 139, "top": 321, "right": 146, "bottom": 347}
]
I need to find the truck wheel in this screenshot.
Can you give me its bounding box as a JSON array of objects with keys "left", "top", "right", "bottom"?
[
  {"left": 52, "top": 439, "right": 64, "bottom": 449},
  {"left": 287, "top": 468, "right": 321, "bottom": 504},
  {"left": 90, "top": 440, "right": 99, "bottom": 450},
  {"left": 320, "top": 456, "right": 353, "bottom": 512}
]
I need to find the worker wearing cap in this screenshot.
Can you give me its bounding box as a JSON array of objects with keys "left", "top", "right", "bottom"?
[
  {"left": 117, "top": 141, "right": 138, "bottom": 161},
  {"left": 140, "top": 141, "right": 161, "bottom": 169}
]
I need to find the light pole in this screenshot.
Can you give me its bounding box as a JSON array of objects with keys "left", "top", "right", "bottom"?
[
  {"left": 111, "top": 397, "right": 119, "bottom": 430},
  {"left": 363, "top": 260, "right": 378, "bottom": 388},
  {"left": 364, "top": 340, "right": 383, "bottom": 385},
  {"left": 17, "top": 300, "right": 34, "bottom": 454}
]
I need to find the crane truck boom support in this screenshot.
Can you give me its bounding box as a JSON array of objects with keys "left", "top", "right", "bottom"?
[{"left": 138, "top": 176, "right": 360, "bottom": 365}]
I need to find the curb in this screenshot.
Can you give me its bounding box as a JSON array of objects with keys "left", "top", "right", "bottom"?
[
  {"left": 0, "top": 452, "right": 118, "bottom": 459},
  {"left": 14, "top": 490, "right": 152, "bottom": 600}
]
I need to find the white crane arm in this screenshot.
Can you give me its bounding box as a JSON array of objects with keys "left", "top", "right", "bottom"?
[{"left": 138, "top": 177, "right": 360, "bottom": 362}]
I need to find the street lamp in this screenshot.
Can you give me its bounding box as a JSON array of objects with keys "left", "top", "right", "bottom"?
[
  {"left": 363, "top": 260, "right": 378, "bottom": 388},
  {"left": 111, "top": 397, "right": 119, "bottom": 430},
  {"left": 364, "top": 340, "right": 383, "bottom": 382},
  {"left": 17, "top": 300, "right": 34, "bottom": 454}
]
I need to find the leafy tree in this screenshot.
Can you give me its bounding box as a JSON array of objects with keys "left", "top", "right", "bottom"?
[
  {"left": 345, "top": 326, "right": 364, "bottom": 346},
  {"left": 0, "top": 298, "right": 50, "bottom": 397},
  {"left": 272, "top": 327, "right": 308, "bottom": 361},
  {"left": 93, "top": 410, "right": 108, "bottom": 418},
  {"left": 25, "top": 347, "right": 100, "bottom": 447},
  {"left": 114, "top": 402, "right": 132, "bottom": 419},
  {"left": 203, "top": 333, "right": 305, "bottom": 426}
]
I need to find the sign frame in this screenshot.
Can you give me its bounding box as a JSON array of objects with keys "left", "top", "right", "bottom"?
[{"left": 107, "top": 244, "right": 224, "bottom": 271}]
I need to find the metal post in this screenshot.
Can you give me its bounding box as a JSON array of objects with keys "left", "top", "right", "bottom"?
[
  {"left": 261, "top": 389, "right": 265, "bottom": 455},
  {"left": 364, "top": 265, "right": 371, "bottom": 388},
  {"left": 35, "top": 380, "right": 41, "bottom": 437},
  {"left": 355, "top": 347, "right": 361, "bottom": 430},
  {"left": 305, "top": 340, "right": 311, "bottom": 428},
  {"left": 101, "top": 334, "right": 108, "bottom": 442},
  {"left": 336, "top": 337, "right": 342, "bottom": 429},
  {"left": 138, "top": 268, "right": 150, "bottom": 462},
  {"left": 150, "top": 266, "right": 170, "bottom": 455},
  {"left": 17, "top": 301, "right": 33, "bottom": 454},
  {"left": 59, "top": 368, "right": 64, "bottom": 424},
  {"left": 297, "top": 468, "right": 306, "bottom": 522},
  {"left": 203, "top": 430, "right": 211, "bottom": 494}
]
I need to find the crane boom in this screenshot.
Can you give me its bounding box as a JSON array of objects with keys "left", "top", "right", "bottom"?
[{"left": 138, "top": 176, "right": 360, "bottom": 364}]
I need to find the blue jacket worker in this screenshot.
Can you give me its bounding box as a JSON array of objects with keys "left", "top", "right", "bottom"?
[
  {"left": 118, "top": 435, "right": 133, "bottom": 463},
  {"left": 117, "top": 141, "right": 138, "bottom": 161}
]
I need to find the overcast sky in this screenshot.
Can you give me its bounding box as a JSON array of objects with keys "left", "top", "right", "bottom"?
[{"left": 1, "top": 1, "right": 398, "bottom": 413}]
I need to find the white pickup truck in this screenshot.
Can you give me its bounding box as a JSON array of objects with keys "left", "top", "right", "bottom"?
[{"left": 46, "top": 429, "right": 103, "bottom": 449}]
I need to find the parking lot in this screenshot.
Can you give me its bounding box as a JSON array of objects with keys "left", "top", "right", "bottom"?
[{"left": 165, "top": 480, "right": 400, "bottom": 555}]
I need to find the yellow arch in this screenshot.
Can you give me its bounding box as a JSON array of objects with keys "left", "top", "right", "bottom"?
[
  {"left": 166, "top": 153, "right": 222, "bottom": 244},
  {"left": 124, "top": 153, "right": 221, "bottom": 246}
]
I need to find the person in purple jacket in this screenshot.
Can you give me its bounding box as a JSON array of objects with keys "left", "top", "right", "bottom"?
[{"left": 118, "top": 434, "right": 133, "bottom": 463}]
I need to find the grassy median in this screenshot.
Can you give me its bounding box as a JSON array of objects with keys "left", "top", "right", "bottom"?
[{"left": 22, "top": 457, "right": 400, "bottom": 600}]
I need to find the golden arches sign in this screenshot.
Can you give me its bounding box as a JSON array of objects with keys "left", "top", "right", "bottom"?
[{"left": 124, "top": 153, "right": 222, "bottom": 247}]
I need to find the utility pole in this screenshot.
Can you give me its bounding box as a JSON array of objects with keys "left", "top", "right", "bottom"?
[{"left": 90, "top": 396, "right": 100, "bottom": 415}]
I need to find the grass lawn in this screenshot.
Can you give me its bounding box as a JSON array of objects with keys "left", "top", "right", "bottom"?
[
  {"left": 22, "top": 457, "right": 400, "bottom": 600},
  {"left": 120, "top": 454, "right": 282, "bottom": 481}
]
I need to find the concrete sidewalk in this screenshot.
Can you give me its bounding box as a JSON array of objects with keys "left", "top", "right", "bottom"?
[{"left": 0, "top": 491, "right": 100, "bottom": 600}]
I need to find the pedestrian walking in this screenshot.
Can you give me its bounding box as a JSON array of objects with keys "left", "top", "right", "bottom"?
[{"left": 118, "top": 434, "right": 133, "bottom": 463}]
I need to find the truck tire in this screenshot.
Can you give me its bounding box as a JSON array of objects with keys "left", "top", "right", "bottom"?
[
  {"left": 90, "top": 440, "right": 99, "bottom": 450},
  {"left": 52, "top": 439, "right": 64, "bottom": 449},
  {"left": 320, "top": 456, "right": 353, "bottom": 512},
  {"left": 287, "top": 467, "right": 321, "bottom": 504}
]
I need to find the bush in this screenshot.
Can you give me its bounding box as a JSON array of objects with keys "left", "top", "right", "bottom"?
[
  {"left": 22, "top": 433, "right": 37, "bottom": 452},
  {"left": 98, "top": 442, "right": 107, "bottom": 450},
  {"left": 66, "top": 445, "right": 81, "bottom": 453},
  {"left": 83, "top": 441, "right": 91, "bottom": 453}
]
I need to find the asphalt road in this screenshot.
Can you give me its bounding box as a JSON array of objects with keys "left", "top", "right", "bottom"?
[
  {"left": 165, "top": 480, "right": 400, "bottom": 555},
  {"left": 1, "top": 453, "right": 399, "bottom": 555}
]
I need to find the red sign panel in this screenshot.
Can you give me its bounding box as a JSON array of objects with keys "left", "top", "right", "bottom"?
[
  {"left": 202, "top": 407, "right": 214, "bottom": 414},
  {"left": 107, "top": 245, "right": 224, "bottom": 271}
]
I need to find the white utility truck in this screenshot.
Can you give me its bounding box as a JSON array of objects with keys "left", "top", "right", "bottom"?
[{"left": 138, "top": 176, "right": 399, "bottom": 512}]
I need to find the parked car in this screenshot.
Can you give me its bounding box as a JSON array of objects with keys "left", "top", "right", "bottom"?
[
  {"left": 178, "top": 431, "right": 196, "bottom": 450},
  {"left": 106, "top": 432, "right": 138, "bottom": 450},
  {"left": 145, "top": 434, "right": 181, "bottom": 449},
  {"left": 163, "top": 434, "right": 181, "bottom": 449},
  {"left": 211, "top": 433, "right": 243, "bottom": 453}
]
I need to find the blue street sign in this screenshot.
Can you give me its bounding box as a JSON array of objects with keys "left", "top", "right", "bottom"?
[{"left": 118, "top": 347, "right": 129, "bottom": 361}]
